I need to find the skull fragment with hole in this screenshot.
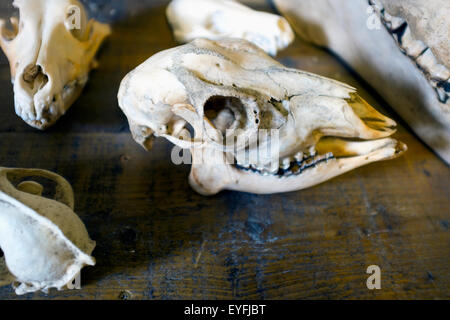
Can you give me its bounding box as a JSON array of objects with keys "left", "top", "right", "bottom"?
[
  {"left": 166, "top": 0, "right": 294, "bottom": 56},
  {"left": 118, "top": 38, "right": 406, "bottom": 195},
  {"left": 0, "top": 0, "right": 111, "bottom": 129},
  {"left": 0, "top": 167, "right": 95, "bottom": 295}
]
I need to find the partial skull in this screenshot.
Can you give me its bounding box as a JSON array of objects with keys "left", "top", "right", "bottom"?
[
  {"left": 0, "top": 167, "right": 95, "bottom": 295},
  {"left": 274, "top": 0, "right": 450, "bottom": 163},
  {"left": 0, "top": 0, "right": 111, "bottom": 129},
  {"left": 166, "top": 0, "right": 294, "bottom": 56}
]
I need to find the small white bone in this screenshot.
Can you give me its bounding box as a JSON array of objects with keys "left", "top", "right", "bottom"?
[{"left": 166, "top": 0, "right": 294, "bottom": 56}]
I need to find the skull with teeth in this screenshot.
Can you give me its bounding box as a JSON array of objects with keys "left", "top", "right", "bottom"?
[
  {"left": 0, "top": 0, "right": 110, "bottom": 129},
  {"left": 118, "top": 38, "right": 406, "bottom": 195}
]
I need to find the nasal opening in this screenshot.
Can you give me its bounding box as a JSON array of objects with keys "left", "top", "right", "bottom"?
[{"left": 22, "top": 64, "right": 48, "bottom": 92}]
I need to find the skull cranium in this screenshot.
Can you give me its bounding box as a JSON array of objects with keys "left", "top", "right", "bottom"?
[
  {"left": 118, "top": 38, "right": 406, "bottom": 195},
  {"left": 0, "top": 0, "right": 110, "bottom": 129}
]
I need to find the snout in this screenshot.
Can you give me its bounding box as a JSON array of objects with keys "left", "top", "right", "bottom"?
[
  {"left": 13, "top": 63, "right": 87, "bottom": 130},
  {"left": 291, "top": 93, "right": 397, "bottom": 144},
  {"left": 13, "top": 64, "right": 51, "bottom": 128}
]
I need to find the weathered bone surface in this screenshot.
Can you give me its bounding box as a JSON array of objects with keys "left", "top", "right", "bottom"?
[
  {"left": 166, "top": 0, "right": 294, "bottom": 56},
  {"left": 0, "top": 0, "right": 111, "bottom": 129},
  {"left": 274, "top": 0, "right": 450, "bottom": 164},
  {"left": 0, "top": 167, "right": 95, "bottom": 295},
  {"left": 118, "top": 38, "right": 406, "bottom": 195}
]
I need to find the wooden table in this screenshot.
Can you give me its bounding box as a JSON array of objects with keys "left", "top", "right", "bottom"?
[{"left": 0, "top": 0, "right": 448, "bottom": 300}]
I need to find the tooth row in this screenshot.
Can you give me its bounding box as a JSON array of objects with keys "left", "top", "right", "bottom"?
[
  {"left": 370, "top": 0, "right": 449, "bottom": 103},
  {"left": 294, "top": 152, "right": 303, "bottom": 162},
  {"left": 235, "top": 152, "right": 335, "bottom": 177}
]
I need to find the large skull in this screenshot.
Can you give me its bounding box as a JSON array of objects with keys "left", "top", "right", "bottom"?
[
  {"left": 0, "top": 0, "right": 110, "bottom": 129},
  {"left": 0, "top": 167, "right": 95, "bottom": 295},
  {"left": 166, "top": 0, "right": 294, "bottom": 56},
  {"left": 118, "top": 38, "right": 406, "bottom": 195},
  {"left": 274, "top": 0, "right": 450, "bottom": 164}
]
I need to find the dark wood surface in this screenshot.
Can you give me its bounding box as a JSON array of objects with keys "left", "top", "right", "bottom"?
[{"left": 0, "top": 0, "right": 448, "bottom": 300}]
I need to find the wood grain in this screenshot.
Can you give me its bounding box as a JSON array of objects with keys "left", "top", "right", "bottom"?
[{"left": 0, "top": 0, "right": 448, "bottom": 300}]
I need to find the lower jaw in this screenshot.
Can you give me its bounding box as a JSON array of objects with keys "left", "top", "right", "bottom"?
[{"left": 198, "top": 139, "right": 406, "bottom": 195}]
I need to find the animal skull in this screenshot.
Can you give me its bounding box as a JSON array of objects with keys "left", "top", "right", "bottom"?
[
  {"left": 166, "top": 0, "right": 294, "bottom": 56},
  {"left": 118, "top": 38, "right": 406, "bottom": 195},
  {"left": 0, "top": 0, "right": 111, "bottom": 129},
  {"left": 0, "top": 167, "right": 95, "bottom": 295},
  {"left": 274, "top": 0, "right": 450, "bottom": 163}
]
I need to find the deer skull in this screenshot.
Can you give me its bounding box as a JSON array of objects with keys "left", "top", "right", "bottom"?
[
  {"left": 166, "top": 0, "right": 294, "bottom": 56},
  {"left": 0, "top": 167, "right": 95, "bottom": 295},
  {"left": 0, "top": 0, "right": 110, "bottom": 129},
  {"left": 118, "top": 38, "right": 406, "bottom": 195}
]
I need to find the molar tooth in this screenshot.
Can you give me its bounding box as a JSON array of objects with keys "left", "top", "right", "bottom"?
[
  {"left": 390, "top": 16, "right": 405, "bottom": 31},
  {"left": 236, "top": 161, "right": 250, "bottom": 168},
  {"left": 281, "top": 157, "right": 291, "bottom": 169},
  {"left": 309, "top": 147, "right": 317, "bottom": 157},
  {"left": 266, "top": 163, "right": 279, "bottom": 174},
  {"left": 294, "top": 152, "right": 303, "bottom": 161},
  {"left": 401, "top": 28, "right": 427, "bottom": 59}
]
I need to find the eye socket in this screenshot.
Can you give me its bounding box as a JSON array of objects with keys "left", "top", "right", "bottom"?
[
  {"left": 1, "top": 17, "right": 20, "bottom": 41},
  {"left": 204, "top": 96, "right": 242, "bottom": 136},
  {"left": 65, "top": 4, "right": 89, "bottom": 41}
]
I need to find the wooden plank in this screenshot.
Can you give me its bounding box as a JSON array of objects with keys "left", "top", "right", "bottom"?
[{"left": 0, "top": 0, "right": 448, "bottom": 300}]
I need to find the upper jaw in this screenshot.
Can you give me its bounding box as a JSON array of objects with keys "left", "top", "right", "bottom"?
[{"left": 13, "top": 72, "right": 88, "bottom": 130}]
